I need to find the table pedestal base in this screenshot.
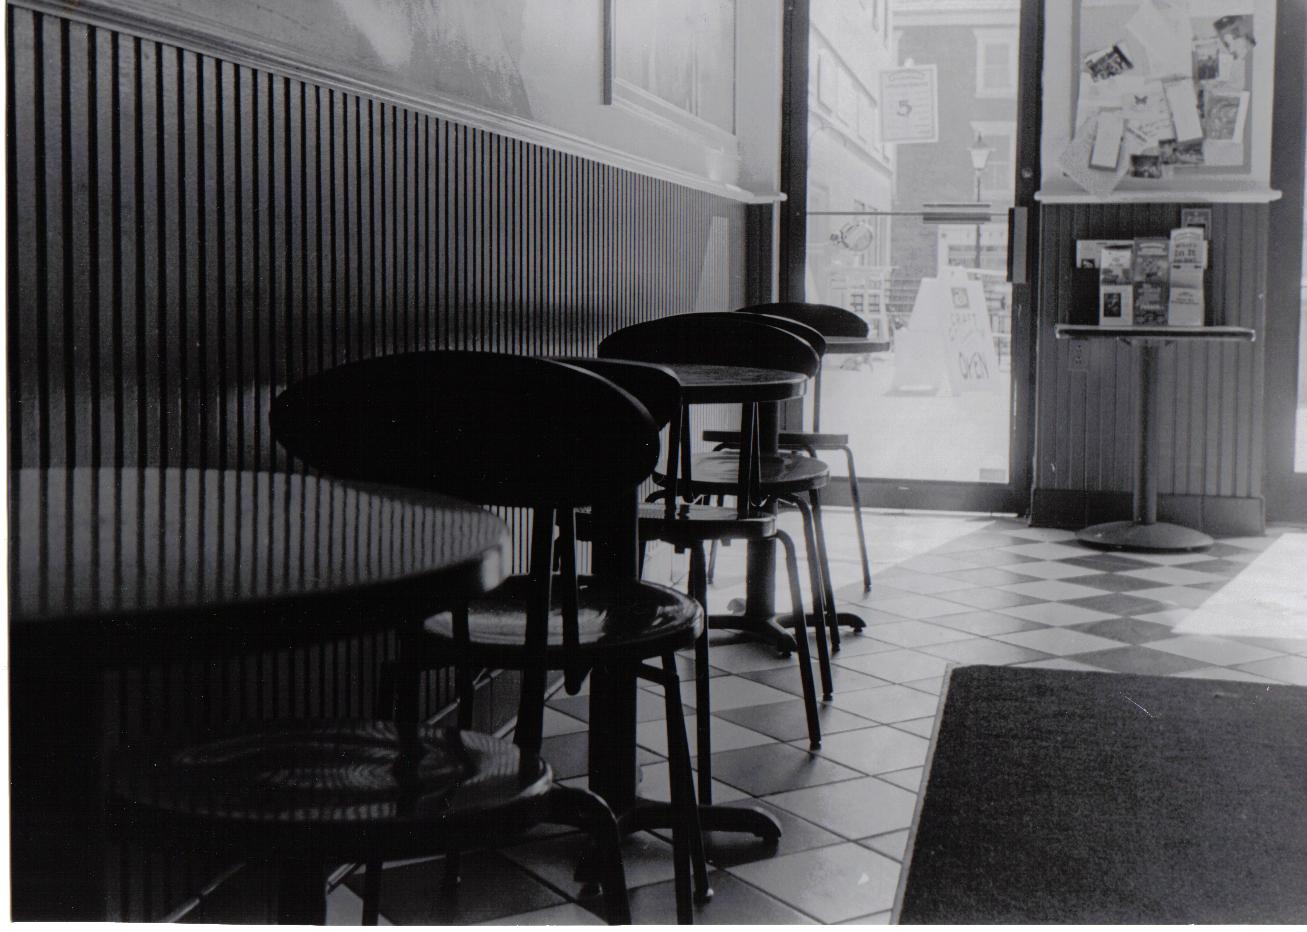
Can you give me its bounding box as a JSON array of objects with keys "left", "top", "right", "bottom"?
[
  {"left": 1076, "top": 520, "right": 1213, "bottom": 552},
  {"left": 708, "top": 612, "right": 866, "bottom": 656},
  {"left": 574, "top": 796, "right": 781, "bottom": 896},
  {"left": 617, "top": 797, "right": 782, "bottom": 843}
]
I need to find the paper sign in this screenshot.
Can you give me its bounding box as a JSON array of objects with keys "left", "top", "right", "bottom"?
[
  {"left": 1076, "top": 238, "right": 1133, "bottom": 269},
  {"left": 1163, "top": 79, "right": 1204, "bottom": 142},
  {"left": 1126, "top": 0, "right": 1194, "bottom": 77},
  {"left": 1057, "top": 114, "right": 1137, "bottom": 198},
  {"left": 1122, "top": 81, "right": 1175, "bottom": 147},
  {"left": 1090, "top": 111, "right": 1125, "bottom": 168},
  {"left": 1202, "top": 88, "right": 1249, "bottom": 140},
  {"left": 880, "top": 66, "right": 938, "bottom": 143},
  {"left": 1203, "top": 139, "right": 1244, "bottom": 165}
]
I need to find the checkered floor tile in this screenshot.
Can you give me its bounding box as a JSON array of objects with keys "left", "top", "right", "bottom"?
[{"left": 328, "top": 510, "right": 1307, "bottom": 925}]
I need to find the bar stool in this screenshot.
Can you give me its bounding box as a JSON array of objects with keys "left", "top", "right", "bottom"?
[
  {"left": 610, "top": 312, "right": 854, "bottom": 674},
  {"left": 274, "top": 351, "right": 710, "bottom": 922},
  {"left": 563, "top": 356, "right": 826, "bottom": 811},
  {"left": 705, "top": 302, "right": 879, "bottom": 595}
]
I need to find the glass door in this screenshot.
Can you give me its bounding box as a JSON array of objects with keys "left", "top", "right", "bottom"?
[
  {"left": 792, "top": 0, "right": 1038, "bottom": 513},
  {"left": 1266, "top": 0, "right": 1307, "bottom": 521}
]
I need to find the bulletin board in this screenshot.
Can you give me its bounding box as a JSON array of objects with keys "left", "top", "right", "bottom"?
[{"left": 1037, "top": 0, "right": 1280, "bottom": 202}]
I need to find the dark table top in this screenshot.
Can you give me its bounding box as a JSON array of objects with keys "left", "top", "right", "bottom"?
[
  {"left": 650, "top": 363, "right": 808, "bottom": 404},
  {"left": 822, "top": 335, "right": 891, "bottom": 355},
  {"left": 8, "top": 467, "right": 510, "bottom": 651}
]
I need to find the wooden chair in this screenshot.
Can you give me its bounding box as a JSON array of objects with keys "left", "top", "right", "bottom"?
[
  {"left": 272, "top": 351, "right": 710, "bottom": 921},
  {"left": 705, "top": 302, "right": 877, "bottom": 594},
  {"left": 562, "top": 357, "right": 825, "bottom": 810}
]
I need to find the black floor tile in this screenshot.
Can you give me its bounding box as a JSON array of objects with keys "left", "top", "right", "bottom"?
[
  {"left": 1183, "top": 558, "right": 1254, "bottom": 576},
  {"left": 347, "top": 851, "right": 565, "bottom": 925},
  {"left": 1066, "top": 592, "right": 1172, "bottom": 616},
  {"left": 739, "top": 663, "right": 886, "bottom": 697},
  {"left": 704, "top": 743, "right": 863, "bottom": 796},
  {"left": 946, "top": 549, "right": 1042, "bottom": 568},
  {"left": 1071, "top": 616, "right": 1176, "bottom": 645},
  {"left": 936, "top": 587, "right": 1044, "bottom": 610},
  {"left": 1061, "top": 553, "right": 1150, "bottom": 572},
  {"left": 943, "top": 566, "right": 1040, "bottom": 588},
  {"left": 1068, "top": 572, "right": 1160, "bottom": 593},
  {"left": 652, "top": 799, "right": 845, "bottom": 869},
  {"left": 1065, "top": 645, "right": 1210, "bottom": 675},
  {"left": 714, "top": 698, "right": 877, "bottom": 743},
  {"left": 933, "top": 531, "right": 1031, "bottom": 552}
]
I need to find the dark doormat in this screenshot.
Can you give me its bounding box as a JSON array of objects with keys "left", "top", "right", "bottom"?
[{"left": 897, "top": 665, "right": 1307, "bottom": 924}]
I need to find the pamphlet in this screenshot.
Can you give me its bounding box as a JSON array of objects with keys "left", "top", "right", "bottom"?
[
  {"left": 1133, "top": 237, "right": 1170, "bottom": 325},
  {"left": 1099, "top": 245, "right": 1135, "bottom": 324},
  {"left": 1168, "top": 226, "right": 1207, "bottom": 325}
]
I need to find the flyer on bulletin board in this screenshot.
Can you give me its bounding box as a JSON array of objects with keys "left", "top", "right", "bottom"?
[{"left": 1055, "top": 0, "right": 1263, "bottom": 198}]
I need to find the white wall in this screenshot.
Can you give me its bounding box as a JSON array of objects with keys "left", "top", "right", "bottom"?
[{"left": 79, "top": 0, "right": 783, "bottom": 198}]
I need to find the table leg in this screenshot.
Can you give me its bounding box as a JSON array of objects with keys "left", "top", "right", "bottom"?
[
  {"left": 587, "top": 492, "right": 781, "bottom": 845},
  {"left": 707, "top": 402, "right": 798, "bottom": 653},
  {"left": 10, "top": 658, "right": 109, "bottom": 920},
  {"left": 1076, "top": 340, "right": 1213, "bottom": 552}
]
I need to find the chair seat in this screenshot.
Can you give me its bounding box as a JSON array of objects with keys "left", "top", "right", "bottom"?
[
  {"left": 576, "top": 502, "right": 776, "bottom": 546},
  {"left": 424, "top": 575, "right": 702, "bottom": 666},
  {"left": 703, "top": 428, "right": 852, "bottom": 450},
  {"left": 109, "top": 721, "right": 553, "bottom": 861},
  {"left": 662, "top": 451, "right": 830, "bottom": 496}
]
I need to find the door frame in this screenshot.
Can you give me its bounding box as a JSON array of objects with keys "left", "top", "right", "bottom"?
[
  {"left": 1265, "top": 0, "right": 1307, "bottom": 522},
  {"left": 777, "top": 0, "right": 1043, "bottom": 515}
]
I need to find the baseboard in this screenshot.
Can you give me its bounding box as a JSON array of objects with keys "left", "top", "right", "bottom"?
[{"left": 1030, "top": 489, "right": 1265, "bottom": 537}]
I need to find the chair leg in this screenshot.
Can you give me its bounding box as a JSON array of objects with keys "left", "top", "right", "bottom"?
[
  {"left": 274, "top": 857, "right": 326, "bottom": 925},
  {"left": 788, "top": 496, "right": 834, "bottom": 701},
  {"left": 705, "top": 495, "right": 726, "bottom": 584},
  {"left": 688, "top": 543, "right": 713, "bottom": 805},
  {"left": 776, "top": 530, "right": 822, "bottom": 749},
  {"left": 547, "top": 785, "right": 632, "bottom": 925},
  {"left": 360, "top": 861, "right": 383, "bottom": 925},
  {"left": 808, "top": 491, "right": 842, "bottom": 654},
  {"left": 456, "top": 666, "right": 476, "bottom": 730},
  {"left": 441, "top": 849, "right": 462, "bottom": 893},
  {"left": 841, "top": 445, "right": 873, "bottom": 593},
  {"left": 661, "top": 654, "right": 712, "bottom": 914}
]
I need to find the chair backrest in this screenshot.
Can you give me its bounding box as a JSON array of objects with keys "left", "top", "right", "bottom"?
[
  {"left": 271, "top": 351, "right": 661, "bottom": 508},
  {"left": 734, "top": 312, "right": 828, "bottom": 358},
  {"left": 552, "top": 358, "right": 681, "bottom": 430},
  {"left": 597, "top": 312, "right": 820, "bottom": 378},
  {"left": 736, "top": 302, "right": 870, "bottom": 339}
]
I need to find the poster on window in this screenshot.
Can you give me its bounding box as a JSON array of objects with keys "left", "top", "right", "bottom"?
[{"left": 880, "top": 65, "right": 939, "bottom": 144}]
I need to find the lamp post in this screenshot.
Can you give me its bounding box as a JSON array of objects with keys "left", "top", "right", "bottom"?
[{"left": 967, "top": 131, "right": 993, "bottom": 270}]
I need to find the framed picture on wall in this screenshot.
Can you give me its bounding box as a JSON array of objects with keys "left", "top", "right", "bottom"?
[{"left": 603, "top": 0, "right": 738, "bottom": 152}]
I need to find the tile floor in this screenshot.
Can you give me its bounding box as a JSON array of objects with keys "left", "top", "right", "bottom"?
[{"left": 327, "top": 508, "right": 1307, "bottom": 925}]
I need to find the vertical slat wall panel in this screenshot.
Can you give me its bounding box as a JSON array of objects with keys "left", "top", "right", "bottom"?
[
  {"left": 8, "top": 7, "right": 748, "bottom": 921},
  {"left": 1033, "top": 201, "right": 1267, "bottom": 528},
  {"left": 8, "top": 6, "right": 745, "bottom": 507}
]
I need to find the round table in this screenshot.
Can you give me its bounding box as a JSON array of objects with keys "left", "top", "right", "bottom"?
[
  {"left": 583, "top": 361, "right": 807, "bottom": 850},
  {"left": 8, "top": 466, "right": 511, "bottom": 920},
  {"left": 1053, "top": 325, "right": 1256, "bottom": 551},
  {"left": 812, "top": 335, "right": 890, "bottom": 431}
]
